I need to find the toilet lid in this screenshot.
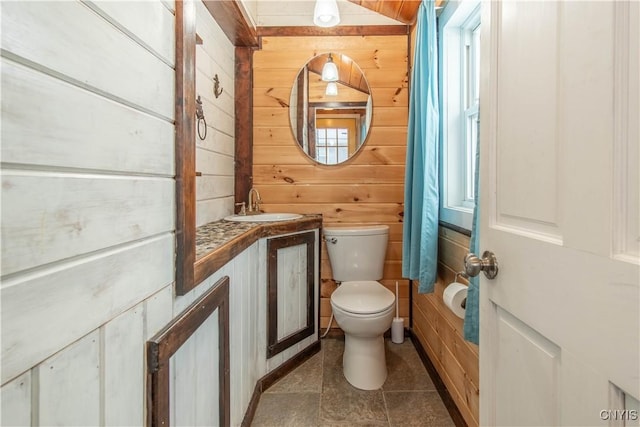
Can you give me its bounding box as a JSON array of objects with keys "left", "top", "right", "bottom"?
[{"left": 331, "top": 281, "right": 395, "bottom": 314}]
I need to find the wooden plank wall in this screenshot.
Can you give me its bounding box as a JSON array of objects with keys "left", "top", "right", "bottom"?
[
  {"left": 195, "top": 0, "right": 236, "bottom": 226},
  {"left": 412, "top": 226, "right": 480, "bottom": 427},
  {"left": 1, "top": 3, "right": 321, "bottom": 426},
  {"left": 0, "top": 1, "right": 176, "bottom": 425},
  {"left": 252, "top": 35, "right": 409, "bottom": 329}
]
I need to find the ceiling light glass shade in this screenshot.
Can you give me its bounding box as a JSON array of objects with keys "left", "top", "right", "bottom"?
[
  {"left": 325, "top": 82, "right": 338, "bottom": 96},
  {"left": 321, "top": 54, "right": 339, "bottom": 82},
  {"left": 313, "top": 0, "right": 340, "bottom": 28}
]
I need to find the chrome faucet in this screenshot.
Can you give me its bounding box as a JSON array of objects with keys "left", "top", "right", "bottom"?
[{"left": 247, "top": 187, "right": 262, "bottom": 214}]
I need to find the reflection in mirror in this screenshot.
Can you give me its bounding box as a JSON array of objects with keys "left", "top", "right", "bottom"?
[{"left": 289, "top": 53, "right": 372, "bottom": 165}]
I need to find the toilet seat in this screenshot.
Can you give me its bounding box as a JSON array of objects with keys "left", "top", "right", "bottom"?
[{"left": 331, "top": 280, "right": 395, "bottom": 315}]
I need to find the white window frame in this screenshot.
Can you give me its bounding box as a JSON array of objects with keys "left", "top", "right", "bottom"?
[
  {"left": 440, "top": 1, "right": 481, "bottom": 231},
  {"left": 315, "top": 127, "right": 349, "bottom": 165}
]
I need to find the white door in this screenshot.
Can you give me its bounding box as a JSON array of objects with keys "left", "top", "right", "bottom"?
[{"left": 479, "top": 1, "right": 640, "bottom": 426}]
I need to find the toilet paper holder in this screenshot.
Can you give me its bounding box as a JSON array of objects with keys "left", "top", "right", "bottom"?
[
  {"left": 454, "top": 271, "right": 468, "bottom": 283},
  {"left": 453, "top": 271, "right": 468, "bottom": 311}
]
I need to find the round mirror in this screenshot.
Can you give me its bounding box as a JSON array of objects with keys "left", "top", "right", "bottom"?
[{"left": 289, "top": 53, "right": 373, "bottom": 165}]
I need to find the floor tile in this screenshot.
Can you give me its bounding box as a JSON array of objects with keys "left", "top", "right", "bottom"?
[
  {"left": 266, "top": 351, "right": 323, "bottom": 393},
  {"left": 252, "top": 392, "right": 320, "bottom": 427},
  {"left": 319, "top": 388, "right": 388, "bottom": 425},
  {"left": 321, "top": 336, "right": 344, "bottom": 369},
  {"left": 383, "top": 340, "right": 436, "bottom": 391},
  {"left": 384, "top": 391, "right": 455, "bottom": 427},
  {"left": 251, "top": 338, "right": 455, "bottom": 427}
]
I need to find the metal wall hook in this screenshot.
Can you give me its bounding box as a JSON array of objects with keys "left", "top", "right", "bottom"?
[
  {"left": 213, "top": 74, "right": 223, "bottom": 98},
  {"left": 195, "top": 95, "right": 207, "bottom": 140}
]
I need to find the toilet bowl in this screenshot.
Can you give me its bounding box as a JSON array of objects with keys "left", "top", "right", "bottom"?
[
  {"left": 323, "top": 225, "right": 394, "bottom": 390},
  {"left": 330, "top": 280, "right": 395, "bottom": 390}
]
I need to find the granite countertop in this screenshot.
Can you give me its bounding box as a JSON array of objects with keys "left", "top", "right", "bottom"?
[
  {"left": 195, "top": 220, "right": 256, "bottom": 259},
  {"left": 195, "top": 214, "right": 323, "bottom": 260}
]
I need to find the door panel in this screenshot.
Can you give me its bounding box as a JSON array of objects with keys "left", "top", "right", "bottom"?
[
  {"left": 480, "top": 1, "right": 640, "bottom": 425},
  {"left": 495, "top": 1, "right": 560, "bottom": 237},
  {"left": 494, "top": 307, "right": 560, "bottom": 427}
]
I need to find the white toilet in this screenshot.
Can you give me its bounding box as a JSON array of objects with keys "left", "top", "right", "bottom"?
[{"left": 323, "top": 225, "right": 395, "bottom": 390}]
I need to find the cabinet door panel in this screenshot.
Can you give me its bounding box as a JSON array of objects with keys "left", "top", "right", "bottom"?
[{"left": 267, "top": 231, "right": 316, "bottom": 358}]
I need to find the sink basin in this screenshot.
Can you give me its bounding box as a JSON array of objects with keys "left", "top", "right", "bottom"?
[{"left": 224, "top": 213, "right": 303, "bottom": 222}]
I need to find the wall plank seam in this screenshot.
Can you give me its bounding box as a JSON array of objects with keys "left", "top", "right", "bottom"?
[
  {"left": 82, "top": 1, "right": 175, "bottom": 67},
  {"left": 0, "top": 51, "right": 174, "bottom": 123}
]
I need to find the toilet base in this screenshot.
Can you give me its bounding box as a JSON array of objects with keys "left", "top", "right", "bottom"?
[{"left": 342, "top": 334, "right": 387, "bottom": 390}]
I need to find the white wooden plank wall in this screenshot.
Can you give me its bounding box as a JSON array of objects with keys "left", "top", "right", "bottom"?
[
  {"left": 1, "top": 3, "right": 320, "bottom": 425},
  {"left": 195, "top": 0, "right": 236, "bottom": 227},
  {"left": 1, "top": 1, "right": 176, "bottom": 425},
  {"left": 37, "top": 331, "right": 101, "bottom": 426}
]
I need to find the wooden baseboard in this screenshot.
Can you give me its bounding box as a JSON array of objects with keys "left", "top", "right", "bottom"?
[
  {"left": 241, "top": 340, "right": 322, "bottom": 426},
  {"left": 409, "top": 330, "right": 468, "bottom": 427},
  {"left": 241, "top": 382, "right": 262, "bottom": 427}
]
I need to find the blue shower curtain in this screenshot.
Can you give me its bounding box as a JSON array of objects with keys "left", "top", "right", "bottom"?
[
  {"left": 402, "top": 0, "right": 439, "bottom": 294},
  {"left": 464, "top": 136, "right": 480, "bottom": 344}
]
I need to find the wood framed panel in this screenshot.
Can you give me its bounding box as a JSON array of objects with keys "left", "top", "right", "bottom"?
[
  {"left": 267, "top": 231, "right": 316, "bottom": 358},
  {"left": 176, "top": 0, "right": 257, "bottom": 294},
  {"left": 147, "top": 277, "right": 230, "bottom": 427}
]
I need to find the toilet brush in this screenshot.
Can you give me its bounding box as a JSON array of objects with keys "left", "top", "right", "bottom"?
[{"left": 391, "top": 281, "right": 404, "bottom": 344}]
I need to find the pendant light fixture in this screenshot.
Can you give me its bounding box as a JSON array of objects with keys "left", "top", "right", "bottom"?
[
  {"left": 313, "top": 0, "right": 340, "bottom": 28},
  {"left": 321, "top": 53, "right": 339, "bottom": 82},
  {"left": 325, "top": 82, "right": 338, "bottom": 96}
]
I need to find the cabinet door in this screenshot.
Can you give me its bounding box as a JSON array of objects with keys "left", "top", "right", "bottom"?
[{"left": 266, "top": 231, "right": 316, "bottom": 358}]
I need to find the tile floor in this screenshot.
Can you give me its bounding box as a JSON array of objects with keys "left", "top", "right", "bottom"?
[{"left": 251, "top": 337, "right": 455, "bottom": 426}]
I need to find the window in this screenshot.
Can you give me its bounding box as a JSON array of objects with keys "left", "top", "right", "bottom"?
[
  {"left": 440, "top": 2, "right": 481, "bottom": 231},
  {"left": 316, "top": 127, "right": 349, "bottom": 164}
]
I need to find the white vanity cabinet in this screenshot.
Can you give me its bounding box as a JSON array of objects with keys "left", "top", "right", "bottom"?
[{"left": 158, "top": 221, "right": 320, "bottom": 426}]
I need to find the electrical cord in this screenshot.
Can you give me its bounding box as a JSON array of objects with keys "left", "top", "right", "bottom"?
[
  {"left": 321, "top": 313, "right": 334, "bottom": 338},
  {"left": 321, "top": 282, "right": 339, "bottom": 338}
]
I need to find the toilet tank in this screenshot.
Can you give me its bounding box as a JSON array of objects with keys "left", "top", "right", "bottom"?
[{"left": 323, "top": 225, "right": 389, "bottom": 282}]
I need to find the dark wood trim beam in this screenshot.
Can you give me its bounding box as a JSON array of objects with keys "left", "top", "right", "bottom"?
[
  {"left": 257, "top": 25, "right": 409, "bottom": 37},
  {"left": 235, "top": 46, "right": 254, "bottom": 208},
  {"left": 147, "top": 277, "right": 231, "bottom": 427},
  {"left": 311, "top": 101, "right": 368, "bottom": 108},
  {"left": 175, "top": 0, "right": 197, "bottom": 296},
  {"left": 202, "top": 0, "right": 258, "bottom": 47}
]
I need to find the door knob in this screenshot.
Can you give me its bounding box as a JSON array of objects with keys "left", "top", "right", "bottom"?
[{"left": 464, "top": 251, "right": 499, "bottom": 279}]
